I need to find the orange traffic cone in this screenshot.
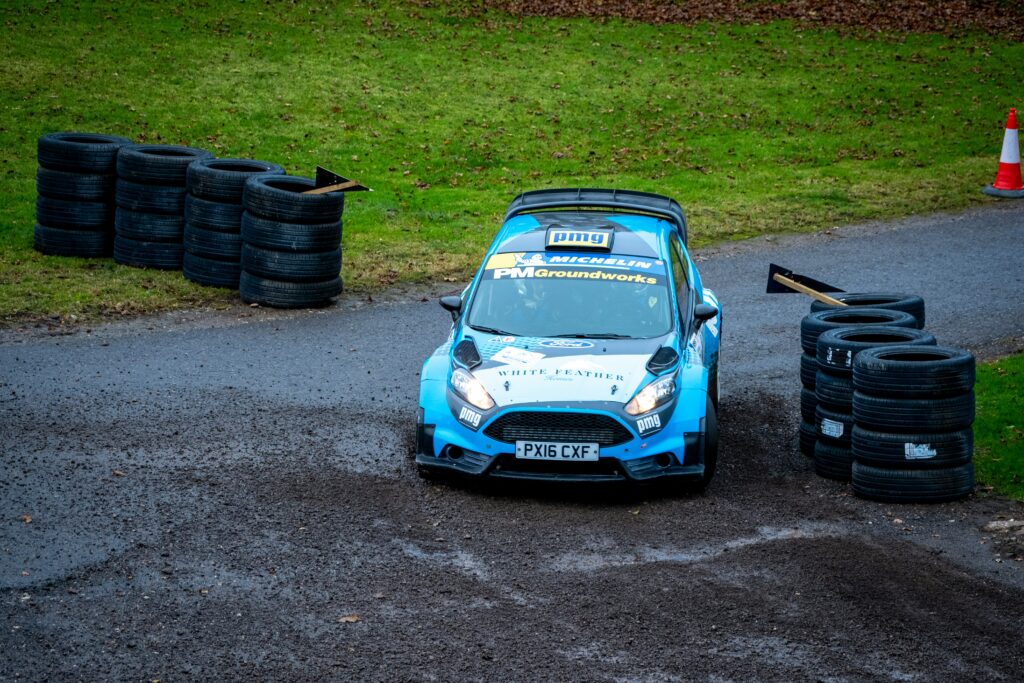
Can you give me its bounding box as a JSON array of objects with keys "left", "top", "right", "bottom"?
[{"left": 983, "top": 108, "right": 1024, "bottom": 198}]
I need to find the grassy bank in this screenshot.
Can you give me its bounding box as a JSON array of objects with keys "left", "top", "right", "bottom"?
[
  {"left": 2, "top": 1, "right": 1023, "bottom": 322},
  {"left": 975, "top": 352, "right": 1024, "bottom": 501}
]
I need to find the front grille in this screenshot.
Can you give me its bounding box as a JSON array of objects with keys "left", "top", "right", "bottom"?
[{"left": 484, "top": 411, "right": 633, "bottom": 446}]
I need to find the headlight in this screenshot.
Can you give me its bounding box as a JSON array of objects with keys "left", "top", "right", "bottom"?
[
  {"left": 624, "top": 373, "right": 676, "bottom": 416},
  {"left": 450, "top": 367, "right": 495, "bottom": 410}
]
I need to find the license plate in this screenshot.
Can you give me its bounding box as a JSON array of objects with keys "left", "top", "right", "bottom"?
[{"left": 514, "top": 441, "right": 600, "bottom": 461}]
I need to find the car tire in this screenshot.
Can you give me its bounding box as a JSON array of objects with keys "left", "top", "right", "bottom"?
[
  {"left": 815, "top": 370, "right": 853, "bottom": 411},
  {"left": 35, "top": 196, "right": 112, "bottom": 230},
  {"left": 852, "top": 391, "right": 975, "bottom": 433},
  {"left": 37, "top": 132, "right": 131, "bottom": 173},
  {"left": 851, "top": 426, "right": 973, "bottom": 470},
  {"left": 815, "top": 404, "right": 853, "bottom": 445},
  {"left": 814, "top": 440, "right": 852, "bottom": 482},
  {"left": 34, "top": 224, "right": 111, "bottom": 257},
  {"left": 36, "top": 168, "right": 114, "bottom": 201},
  {"left": 115, "top": 209, "right": 184, "bottom": 242},
  {"left": 852, "top": 461, "right": 974, "bottom": 503},
  {"left": 810, "top": 292, "right": 926, "bottom": 328},
  {"left": 113, "top": 236, "right": 184, "bottom": 270},
  {"left": 184, "top": 224, "right": 243, "bottom": 260},
  {"left": 852, "top": 345, "right": 975, "bottom": 399},
  {"left": 798, "top": 421, "right": 816, "bottom": 457},
  {"left": 240, "top": 212, "right": 342, "bottom": 252},
  {"left": 815, "top": 326, "right": 936, "bottom": 375},
  {"left": 800, "top": 308, "right": 917, "bottom": 355},
  {"left": 800, "top": 353, "right": 817, "bottom": 389},
  {"left": 117, "top": 144, "right": 213, "bottom": 185},
  {"left": 183, "top": 252, "right": 241, "bottom": 288},
  {"left": 800, "top": 387, "right": 817, "bottom": 422},
  {"left": 239, "top": 271, "right": 342, "bottom": 308},
  {"left": 692, "top": 396, "right": 718, "bottom": 492},
  {"left": 241, "top": 244, "right": 341, "bottom": 283},
  {"left": 187, "top": 158, "right": 285, "bottom": 203},
  {"left": 185, "top": 194, "right": 246, "bottom": 232},
  {"left": 115, "top": 179, "right": 187, "bottom": 214},
  {"left": 243, "top": 175, "right": 344, "bottom": 223}
]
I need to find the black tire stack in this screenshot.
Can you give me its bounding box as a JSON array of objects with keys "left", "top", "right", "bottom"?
[
  {"left": 183, "top": 158, "right": 284, "bottom": 288},
  {"left": 35, "top": 132, "right": 131, "bottom": 257},
  {"left": 852, "top": 346, "right": 976, "bottom": 503},
  {"left": 240, "top": 175, "right": 344, "bottom": 308},
  {"left": 812, "top": 326, "right": 936, "bottom": 481},
  {"left": 810, "top": 292, "right": 927, "bottom": 328},
  {"left": 798, "top": 307, "right": 919, "bottom": 460},
  {"left": 114, "top": 144, "right": 212, "bottom": 269}
]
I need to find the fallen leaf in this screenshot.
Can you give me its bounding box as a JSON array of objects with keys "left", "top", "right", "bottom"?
[
  {"left": 113, "top": 470, "right": 126, "bottom": 477},
  {"left": 338, "top": 614, "right": 362, "bottom": 623},
  {"left": 19, "top": 514, "right": 32, "bottom": 524}
]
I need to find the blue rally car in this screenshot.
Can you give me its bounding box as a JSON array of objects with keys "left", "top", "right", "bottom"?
[{"left": 416, "top": 188, "right": 721, "bottom": 489}]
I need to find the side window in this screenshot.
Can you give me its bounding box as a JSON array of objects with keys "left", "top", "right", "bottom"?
[{"left": 668, "top": 236, "right": 690, "bottom": 314}]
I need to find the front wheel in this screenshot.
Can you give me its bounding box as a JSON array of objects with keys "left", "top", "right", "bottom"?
[{"left": 693, "top": 395, "right": 719, "bottom": 492}]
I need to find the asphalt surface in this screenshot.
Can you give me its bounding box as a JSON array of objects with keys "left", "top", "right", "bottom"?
[{"left": 2, "top": 203, "right": 1024, "bottom": 681}]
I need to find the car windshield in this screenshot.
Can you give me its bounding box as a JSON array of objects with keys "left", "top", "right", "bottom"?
[{"left": 466, "top": 251, "right": 674, "bottom": 339}]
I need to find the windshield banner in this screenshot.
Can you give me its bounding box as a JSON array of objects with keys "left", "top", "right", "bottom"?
[{"left": 483, "top": 252, "right": 667, "bottom": 284}]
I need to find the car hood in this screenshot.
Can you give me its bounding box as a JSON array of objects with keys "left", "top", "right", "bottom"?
[{"left": 461, "top": 333, "right": 671, "bottom": 408}]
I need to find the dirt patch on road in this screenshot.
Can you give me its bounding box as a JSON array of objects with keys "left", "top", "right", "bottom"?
[
  {"left": 487, "top": 0, "right": 1024, "bottom": 41},
  {"left": 4, "top": 381, "right": 1024, "bottom": 679}
]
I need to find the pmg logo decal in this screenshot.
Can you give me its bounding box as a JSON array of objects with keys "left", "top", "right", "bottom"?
[
  {"left": 636, "top": 413, "right": 662, "bottom": 435},
  {"left": 538, "top": 339, "right": 595, "bottom": 349},
  {"left": 546, "top": 229, "right": 611, "bottom": 249}
]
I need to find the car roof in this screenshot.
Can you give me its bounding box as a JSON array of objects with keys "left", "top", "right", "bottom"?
[{"left": 492, "top": 210, "right": 673, "bottom": 259}]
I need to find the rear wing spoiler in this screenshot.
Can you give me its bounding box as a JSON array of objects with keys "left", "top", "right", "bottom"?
[{"left": 504, "top": 188, "right": 688, "bottom": 246}]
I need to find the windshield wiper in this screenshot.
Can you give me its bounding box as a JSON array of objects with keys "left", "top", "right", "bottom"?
[
  {"left": 468, "top": 324, "right": 520, "bottom": 336},
  {"left": 552, "top": 332, "right": 632, "bottom": 339}
]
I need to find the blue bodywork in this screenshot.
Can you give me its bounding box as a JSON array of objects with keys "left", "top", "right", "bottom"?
[{"left": 416, "top": 194, "right": 721, "bottom": 485}]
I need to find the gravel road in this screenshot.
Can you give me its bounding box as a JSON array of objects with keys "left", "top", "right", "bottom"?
[{"left": 2, "top": 203, "right": 1023, "bottom": 681}]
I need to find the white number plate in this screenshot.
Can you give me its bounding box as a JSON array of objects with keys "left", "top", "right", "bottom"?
[{"left": 514, "top": 441, "right": 600, "bottom": 461}]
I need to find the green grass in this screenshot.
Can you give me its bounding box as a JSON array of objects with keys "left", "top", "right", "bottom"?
[
  {"left": 975, "top": 352, "right": 1024, "bottom": 501},
  {"left": 2, "top": 1, "right": 1023, "bottom": 322}
]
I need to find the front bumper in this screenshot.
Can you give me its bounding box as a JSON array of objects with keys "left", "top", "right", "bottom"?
[{"left": 415, "top": 410, "right": 707, "bottom": 484}]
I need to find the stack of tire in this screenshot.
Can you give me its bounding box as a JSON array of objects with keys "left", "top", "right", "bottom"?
[
  {"left": 851, "top": 346, "right": 976, "bottom": 503},
  {"left": 183, "top": 158, "right": 284, "bottom": 288},
  {"left": 35, "top": 132, "right": 131, "bottom": 257},
  {"left": 797, "top": 305, "right": 920, "bottom": 461},
  {"left": 812, "top": 326, "right": 936, "bottom": 480},
  {"left": 114, "top": 145, "right": 212, "bottom": 269},
  {"left": 240, "top": 175, "right": 344, "bottom": 308}
]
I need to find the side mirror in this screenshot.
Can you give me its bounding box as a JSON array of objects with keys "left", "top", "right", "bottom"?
[
  {"left": 693, "top": 302, "right": 718, "bottom": 328},
  {"left": 439, "top": 295, "right": 463, "bottom": 322}
]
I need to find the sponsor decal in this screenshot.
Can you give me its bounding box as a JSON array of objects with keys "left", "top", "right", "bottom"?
[
  {"left": 458, "top": 406, "right": 482, "bottom": 428},
  {"left": 820, "top": 418, "right": 844, "bottom": 439},
  {"left": 546, "top": 228, "right": 611, "bottom": 249},
  {"left": 904, "top": 443, "right": 937, "bottom": 460},
  {"left": 491, "top": 346, "right": 544, "bottom": 365},
  {"left": 547, "top": 255, "right": 655, "bottom": 269},
  {"left": 636, "top": 413, "right": 662, "bottom": 435},
  {"left": 491, "top": 266, "right": 657, "bottom": 284},
  {"left": 495, "top": 366, "right": 624, "bottom": 381},
  {"left": 490, "top": 335, "right": 516, "bottom": 343},
  {"left": 702, "top": 289, "right": 720, "bottom": 337},
  {"left": 539, "top": 339, "right": 594, "bottom": 349},
  {"left": 825, "top": 347, "right": 852, "bottom": 368}
]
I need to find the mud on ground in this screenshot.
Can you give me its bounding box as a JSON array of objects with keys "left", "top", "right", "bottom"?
[{"left": 3, "top": 389, "right": 1022, "bottom": 681}]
